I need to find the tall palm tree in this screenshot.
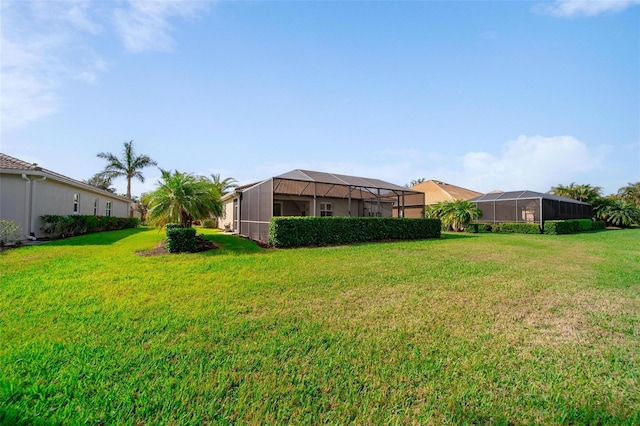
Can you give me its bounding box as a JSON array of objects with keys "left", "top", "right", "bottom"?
[
  {"left": 146, "top": 170, "right": 222, "bottom": 228},
  {"left": 97, "top": 140, "right": 157, "bottom": 200},
  {"left": 209, "top": 173, "right": 238, "bottom": 196}
]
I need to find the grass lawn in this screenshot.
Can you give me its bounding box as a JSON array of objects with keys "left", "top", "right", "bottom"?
[{"left": 1, "top": 227, "right": 639, "bottom": 424}]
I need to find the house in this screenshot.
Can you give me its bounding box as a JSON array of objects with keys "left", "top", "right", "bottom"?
[
  {"left": 0, "top": 153, "right": 131, "bottom": 240},
  {"left": 392, "top": 179, "right": 483, "bottom": 218},
  {"left": 470, "top": 190, "right": 592, "bottom": 227},
  {"left": 218, "top": 169, "right": 424, "bottom": 243}
]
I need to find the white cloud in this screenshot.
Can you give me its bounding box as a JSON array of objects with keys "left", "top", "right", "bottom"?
[
  {"left": 113, "top": 0, "right": 210, "bottom": 53},
  {"left": 457, "top": 135, "right": 603, "bottom": 192},
  {"left": 535, "top": 0, "right": 640, "bottom": 17},
  {"left": 1, "top": 0, "right": 212, "bottom": 131}
]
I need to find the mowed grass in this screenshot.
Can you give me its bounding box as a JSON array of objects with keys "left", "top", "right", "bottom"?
[{"left": 1, "top": 227, "right": 639, "bottom": 425}]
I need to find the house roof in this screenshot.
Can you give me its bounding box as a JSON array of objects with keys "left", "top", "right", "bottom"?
[
  {"left": 470, "top": 190, "right": 591, "bottom": 205},
  {"left": 274, "top": 169, "right": 418, "bottom": 194},
  {"left": 0, "top": 152, "right": 129, "bottom": 201},
  {"left": 411, "top": 180, "right": 482, "bottom": 204}
]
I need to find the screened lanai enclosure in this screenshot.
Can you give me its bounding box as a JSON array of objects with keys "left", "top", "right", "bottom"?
[
  {"left": 233, "top": 170, "right": 424, "bottom": 243},
  {"left": 470, "top": 191, "right": 592, "bottom": 227}
]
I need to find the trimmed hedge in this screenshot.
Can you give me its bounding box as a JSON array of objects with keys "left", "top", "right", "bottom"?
[
  {"left": 41, "top": 215, "right": 140, "bottom": 239},
  {"left": 268, "top": 217, "right": 441, "bottom": 248},
  {"left": 543, "top": 219, "right": 606, "bottom": 235},
  {"left": 165, "top": 226, "right": 197, "bottom": 253},
  {"left": 493, "top": 222, "right": 541, "bottom": 234},
  {"left": 465, "top": 223, "right": 493, "bottom": 233}
]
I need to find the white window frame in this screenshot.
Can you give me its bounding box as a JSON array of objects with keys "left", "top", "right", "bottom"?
[
  {"left": 320, "top": 202, "right": 333, "bottom": 217},
  {"left": 105, "top": 201, "right": 112, "bottom": 217},
  {"left": 73, "top": 193, "right": 80, "bottom": 214},
  {"left": 93, "top": 198, "right": 99, "bottom": 216}
]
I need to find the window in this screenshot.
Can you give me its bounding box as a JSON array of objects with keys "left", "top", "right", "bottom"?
[
  {"left": 273, "top": 202, "right": 283, "bottom": 217},
  {"left": 320, "top": 202, "right": 333, "bottom": 217},
  {"left": 93, "top": 198, "right": 99, "bottom": 216},
  {"left": 73, "top": 193, "right": 80, "bottom": 214},
  {"left": 106, "top": 201, "right": 112, "bottom": 217}
]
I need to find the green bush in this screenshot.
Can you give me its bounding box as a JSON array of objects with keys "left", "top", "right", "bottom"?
[
  {"left": 465, "top": 223, "right": 479, "bottom": 233},
  {"left": 201, "top": 219, "right": 217, "bottom": 228},
  {"left": 543, "top": 220, "right": 578, "bottom": 235},
  {"left": 543, "top": 219, "right": 606, "bottom": 234},
  {"left": 165, "top": 227, "right": 197, "bottom": 253},
  {"left": 0, "top": 219, "right": 22, "bottom": 248},
  {"left": 41, "top": 215, "right": 140, "bottom": 239},
  {"left": 268, "top": 217, "right": 441, "bottom": 248},
  {"left": 493, "top": 222, "right": 541, "bottom": 234},
  {"left": 567, "top": 219, "right": 594, "bottom": 232}
]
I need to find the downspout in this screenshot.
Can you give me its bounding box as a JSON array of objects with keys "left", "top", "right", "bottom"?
[
  {"left": 30, "top": 175, "right": 47, "bottom": 239},
  {"left": 21, "top": 174, "right": 32, "bottom": 240}
]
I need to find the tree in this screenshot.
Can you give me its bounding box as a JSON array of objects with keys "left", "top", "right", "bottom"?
[
  {"left": 593, "top": 197, "right": 640, "bottom": 227},
  {"left": 618, "top": 182, "right": 640, "bottom": 208},
  {"left": 549, "top": 182, "right": 602, "bottom": 203},
  {"left": 425, "top": 199, "right": 482, "bottom": 231},
  {"left": 84, "top": 172, "right": 116, "bottom": 193},
  {"left": 209, "top": 173, "right": 238, "bottom": 196},
  {"left": 97, "top": 140, "right": 157, "bottom": 200},
  {"left": 146, "top": 170, "right": 222, "bottom": 228},
  {"left": 408, "top": 178, "right": 426, "bottom": 187}
]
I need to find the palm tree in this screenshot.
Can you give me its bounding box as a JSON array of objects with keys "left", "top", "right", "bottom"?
[
  {"left": 425, "top": 199, "right": 482, "bottom": 231},
  {"left": 146, "top": 170, "right": 222, "bottom": 228},
  {"left": 593, "top": 197, "right": 640, "bottom": 227},
  {"left": 97, "top": 140, "right": 157, "bottom": 200},
  {"left": 408, "top": 178, "right": 426, "bottom": 187},
  {"left": 549, "top": 183, "right": 602, "bottom": 203},
  {"left": 209, "top": 173, "right": 238, "bottom": 196},
  {"left": 618, "top": 182, "right": 640, "bottom": 208},
  {"left": 84, "top": 172, "right": 116, "bottom": 193}
]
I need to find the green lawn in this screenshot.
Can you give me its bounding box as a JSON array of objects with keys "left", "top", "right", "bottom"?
[{"left": 1, "top": 227, "right": 639, "bottom": 424}]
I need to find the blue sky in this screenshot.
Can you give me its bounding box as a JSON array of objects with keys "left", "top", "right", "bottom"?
[{"left": 2, "top": 0, "right": 639, "bottom": 197}]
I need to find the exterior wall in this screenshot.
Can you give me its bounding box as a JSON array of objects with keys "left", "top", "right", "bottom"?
[
  {"left": 0, "top": 173, "right": 30, "bottom": 239},
  {"left": 0, "top": 171, "right": 130, "bottom": 239},
  {"left": 218, "top": 197, "right": 236, "bottom": 230},
  {"left": 393, "top": 205, "right": 424, "bottom": 218}
]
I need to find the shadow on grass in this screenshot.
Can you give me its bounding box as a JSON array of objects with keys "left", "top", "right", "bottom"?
[
  {"left": 48, "top": 228, "right": 149, "bottom": 246},
  {"left": 439, "top": 232, "right": 478, "bottom": 240}
]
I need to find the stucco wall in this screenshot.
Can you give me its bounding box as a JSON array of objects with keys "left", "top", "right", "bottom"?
[
  {"left": 0, "top": 174, "right": 30, "bottom": 239},
  {"left": 0, "top": 172, "right": 130, "bottom": 239},
  {"left": 218, "top": 198, "right": 236, "bottom": 230}
]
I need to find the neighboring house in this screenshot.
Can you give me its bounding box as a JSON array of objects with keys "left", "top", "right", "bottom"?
[
  {"left": 393, "top": 179, "right": 483, "bottom": 218},
  {"left": 218, "top": 169, "right": 424, "bottom": 243},
  {"left": 0, "top": 153, "right": 130, "bottom": 240},
  {"left": 470, "top": 190, "right": 592, "bottom": 227}
]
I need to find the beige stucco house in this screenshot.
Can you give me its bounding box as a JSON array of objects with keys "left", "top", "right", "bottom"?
[
  {"left": 0, "top": 153, "right": 130, "bottom": 240},
  {"left": 393, "top": 179, "right": 483, "bottom": 218}
]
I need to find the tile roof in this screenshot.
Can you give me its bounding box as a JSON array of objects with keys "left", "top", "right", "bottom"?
[
  {"left": 0, "top": 152, "right": 128, "bottom": 200},
  {"left": 411, "top": 180, "right": 482, "bottom": 203}
]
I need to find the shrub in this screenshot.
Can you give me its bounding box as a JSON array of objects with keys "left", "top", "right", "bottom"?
[
  {"left": 0, "top": 219, "right": 22, "bottom": 248},
  {"left": 568, "top": 219, "right": 594, "bottom": 232},
  {"left": 165, "top": 227, "right": 197, "bottom": 253},
  {"left": 41, "top": 215, "right": 140, "bottom": 239},
  {"left": 465, "top": 223, "right": 479, "bottom": 233},
  {"left": 268, "top": 217, "right": 441, "bottom": 248},
  {"left": 591, "top": 221, "right": 607, "bottom": 230},
  {"left": 543, "top": 220, "right": 578, "bottom": 235},
  {"left": 492, "top": 222, "right": 541, "bottom": 234},
  {"left": 201, "top": 219, "right": 217, "bottom": 228}
]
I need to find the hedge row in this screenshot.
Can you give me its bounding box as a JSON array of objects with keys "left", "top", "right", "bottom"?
[
  {"left": 543, "top": 219, "right": 606, "bottom": 235},
  {"left": 268, "top": 217, "right": 441, "bottom": 248},
  {"left": 165, "top": 225, "right": 197, "bottom": 253},
  {"left": 467, "top": 219, "right": 606, "bottom": 235},
  {"left": 41, "top": 215, "right": 140, "bottom": 239}
]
